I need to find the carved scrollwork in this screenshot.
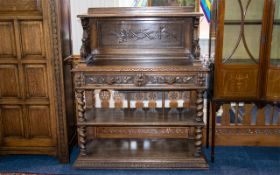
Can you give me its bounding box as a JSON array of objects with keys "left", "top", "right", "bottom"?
[
  {"left": 197, "top": 73, "right": 206, "bottom": 87},
  {"left": 80, "top": 18, "right": 96, "bottom": 64},
  {"left": 74, "top": 73, "right": 85, "bottom": 87},
  {"left": 134, "top": 73, "right": 147, "bottom": 87},
  {"left": 85, "top": 74, "right": 196, "bottom": 86},
  {"left": 110, "top": 25, "right": 178, "bottom": 44}
]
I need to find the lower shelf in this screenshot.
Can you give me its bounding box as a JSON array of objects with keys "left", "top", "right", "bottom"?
[{"left": 74, "top": 139, "right": 208, "bottom": 169}]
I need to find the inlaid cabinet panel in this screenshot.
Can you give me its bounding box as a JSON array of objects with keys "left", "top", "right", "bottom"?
[
  {"left": 0, "top": 65, "right": 20, "bottom": 98},
  {"left": 0, "top": 105, "right": 24, "bottom": 138},
  {"left": 265, "top": 69, "right": 280, "bottom": 99},
  {"left": 24, "top": 64, "right": 48, "bottom": 98},
  {"left": 0, "top": 22, "right": 16, "bottom": 59},
  {"left": 216, "top": 69, "right": 258, "bottom": 98},
  {"left": 20, "top": 21, "right": 45, "bottom": 59},
  {"left": 27, "top": 105, "right": 51, "bottom": 138}
]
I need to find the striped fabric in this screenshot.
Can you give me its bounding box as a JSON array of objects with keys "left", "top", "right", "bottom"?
[{"left": 200, "top": 0, "right": 212, "bottom": 22}]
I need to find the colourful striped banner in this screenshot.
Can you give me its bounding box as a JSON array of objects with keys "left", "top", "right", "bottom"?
[{"left": 200, "top": 0, "right": 212, "bottom": 22}]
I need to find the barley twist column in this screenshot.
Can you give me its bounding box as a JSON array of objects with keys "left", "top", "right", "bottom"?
[
  {"left": 76, "top": 90, "right": 87, "bottom": 156},
  {"left": 195, "top": 89, "right": 204, "bottom": 157}
]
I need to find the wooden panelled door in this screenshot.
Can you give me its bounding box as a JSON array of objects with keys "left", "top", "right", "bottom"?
[{"left": 0, "top": 0, "right": 56, "bottom": 154}]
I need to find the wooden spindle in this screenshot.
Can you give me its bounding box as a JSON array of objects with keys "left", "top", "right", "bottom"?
[
  {"left": 243, "top": 103, "right": 252, "bottom": 125},
  {"left": 221, "top": 104, "right": 230, "bottom": 126},
  {"left": 256, "top": 107, "right": 265, "bottom": 126}
]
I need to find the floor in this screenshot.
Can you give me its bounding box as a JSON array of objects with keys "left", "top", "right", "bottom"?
[{"left": 0, "top": 146, "right": 279, "bottom": 175}]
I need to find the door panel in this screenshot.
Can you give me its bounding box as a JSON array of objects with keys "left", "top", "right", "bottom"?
[
  {"left": 0, "top": 105, "right": 24, "bottom": 138},
  {"left": 20, "top": 21, "right": 45, "bottom": 59},
  {"left": 24, "top": 64, "right": 48, "bottom": 98},
  {"left": 0, "top": 22, "right": 16, "bottom": 59},
  {"left": 0, "top": 65, "right": 20, "bottom": 98},
  {"left": 27, "top": 105, "right": 51, "bottom": 138}
]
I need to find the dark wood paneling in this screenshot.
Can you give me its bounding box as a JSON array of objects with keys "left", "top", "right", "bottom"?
[
  {"left": 24, "top": 64, "right": 48, "bottom": 98},
  {"left": 0, "top": 22, "right": 16, "bottom": 58},
  {"left": 0, "top": 65, "right": 20, "bottom": 98}
]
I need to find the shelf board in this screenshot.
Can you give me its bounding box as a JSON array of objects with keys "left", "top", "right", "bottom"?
[
  {"left": 224, "top": 19, "right": 262, "bottom": 25},
  {"left": 79, "top": 108, "right": 203, "bottom": 126},
  {"left": 74, "top": 138, "right": 208, "bottom": 169}
]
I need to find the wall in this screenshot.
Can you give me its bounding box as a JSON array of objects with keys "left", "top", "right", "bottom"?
[{"left": 70, "top": 0, "right": 119, "bottom": 54}]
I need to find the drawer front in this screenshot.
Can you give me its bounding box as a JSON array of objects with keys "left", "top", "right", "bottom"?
[
  {"left": 74, "top": 72, "right": 207, "bottom": 89},
  {"left": 88, "top": 127, "right": 192, "bottom": 139}
]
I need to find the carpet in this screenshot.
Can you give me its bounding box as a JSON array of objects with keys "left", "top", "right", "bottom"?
[{"left": 0, "top": 146, "right": 279, "bottom": 175}]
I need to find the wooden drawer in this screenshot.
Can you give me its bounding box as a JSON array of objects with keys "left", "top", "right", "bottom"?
[{"left": 74, "top": 72, "right": 206, "bottom": 90}]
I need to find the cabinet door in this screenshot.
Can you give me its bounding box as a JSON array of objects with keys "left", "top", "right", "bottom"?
[
  {"left": 214, "top": 0, "right": 267, "bottom": 99},
  {"left": 265, "top": 0, "right": 280, "bottom": 100},
  {"left": 0, "top": 8, "right": 55, "bottom": 149}
]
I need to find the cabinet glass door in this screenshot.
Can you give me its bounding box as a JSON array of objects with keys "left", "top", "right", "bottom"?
[
  {"left": 270, "top": 0, "right": 280, "bottom": 66},
  {"left": 265, "top": 0, "right": 280, "bottom": 100},
  {"left": 222, "top": 0, "right": 265, "bottom": 64}
]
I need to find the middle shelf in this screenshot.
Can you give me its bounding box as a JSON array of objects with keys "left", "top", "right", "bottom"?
[{"left": 79, "top": 108, "right": 203, "bottom": 127}]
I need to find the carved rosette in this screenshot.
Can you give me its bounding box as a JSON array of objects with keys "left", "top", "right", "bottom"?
[
  {"left": 134, "top": 73, "right": 147, "bottom": 87},
  {"left": 197, "top": 73, "right": 206, "bottom": 87},
  {"left": 74, "top": 73, "right": 85, "bottom": 88},
  {"left": 76, "top": 90, "right": 87, "bottom": 156}
]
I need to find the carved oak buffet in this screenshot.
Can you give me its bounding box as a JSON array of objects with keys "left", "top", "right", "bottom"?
[{"left": 73, "top": 7, "right": 208, "bottom": 169}]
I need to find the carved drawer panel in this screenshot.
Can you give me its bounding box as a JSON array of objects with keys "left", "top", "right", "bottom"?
[
  {"left": 75, "top": 72, "right": 206, "bottom": 89},
  {"left": 216, "top": 69, "right": 259, "bottom": 98},
  {"left": 92, "top": 127, "right": 190, "bottom": 139}
]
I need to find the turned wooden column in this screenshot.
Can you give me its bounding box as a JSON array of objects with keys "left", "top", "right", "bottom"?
[
  {"left": 195, "top": 90, "right": 204, "bottom": 157},
  {"left": 76, "top": 90, "right": 87, "bottom": 156}
]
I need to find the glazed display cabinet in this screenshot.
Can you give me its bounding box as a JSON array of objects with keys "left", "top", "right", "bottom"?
[
  {"left": 72, "top": 7, "right": 209, "bottom": 169},
  {"left": 210, "top": 0, "right": 280, "bottom": 161}
]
